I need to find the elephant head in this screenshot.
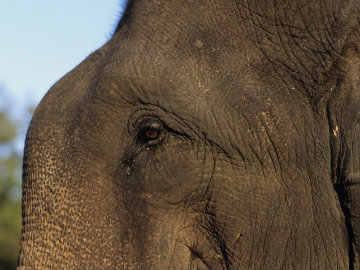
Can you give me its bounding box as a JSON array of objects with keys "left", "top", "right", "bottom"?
[{"left": 18, "top": 0, "right": 360, "bottom": 269}]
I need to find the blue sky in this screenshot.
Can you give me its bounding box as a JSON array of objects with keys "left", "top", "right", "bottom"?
[
  {"left": 0, "top": 0, "right": 127, "bottom": 152},
  {"left": 0, "top": 0, "right": 126, "bottom": 113}
]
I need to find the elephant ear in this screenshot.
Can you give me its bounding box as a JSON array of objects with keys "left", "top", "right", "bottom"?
[{"left": 328, "top": 27, "right": 360, "bottom": 268}]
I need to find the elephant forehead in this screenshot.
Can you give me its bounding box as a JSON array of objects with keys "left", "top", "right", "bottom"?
[
  {"left": 109, "top": 0, "right": 357, "bottom": 104},
  {"left": 97, "top": 24, "right": 269, "bottom": 114},
  {"left": 98, "top": 0, "right": 327, "bottom": 112}
]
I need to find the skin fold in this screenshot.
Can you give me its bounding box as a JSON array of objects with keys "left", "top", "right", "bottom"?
[{"left": 18, "top": 1, "right": 360, "bottom": 269}]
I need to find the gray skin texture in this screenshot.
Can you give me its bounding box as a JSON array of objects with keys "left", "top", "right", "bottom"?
[{"left": 18, "top": 0, "right": 360, "bottom": 269}]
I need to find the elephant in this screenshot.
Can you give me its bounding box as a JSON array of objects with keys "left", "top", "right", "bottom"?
[{"left": 18, "top": 0, "right": 360, "bottom": 269}]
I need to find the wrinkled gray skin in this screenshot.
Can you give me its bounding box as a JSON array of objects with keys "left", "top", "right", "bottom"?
[{"left": 18, "top": 1, "right": 360, "bottom": 269}]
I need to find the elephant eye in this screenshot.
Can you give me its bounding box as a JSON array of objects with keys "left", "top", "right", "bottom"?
[
  {"left": 136, "top": 120, "right": 165, "bottom": 146},
  {"left": 144, "top": 129, "right": 159, "bottom": 140}
]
